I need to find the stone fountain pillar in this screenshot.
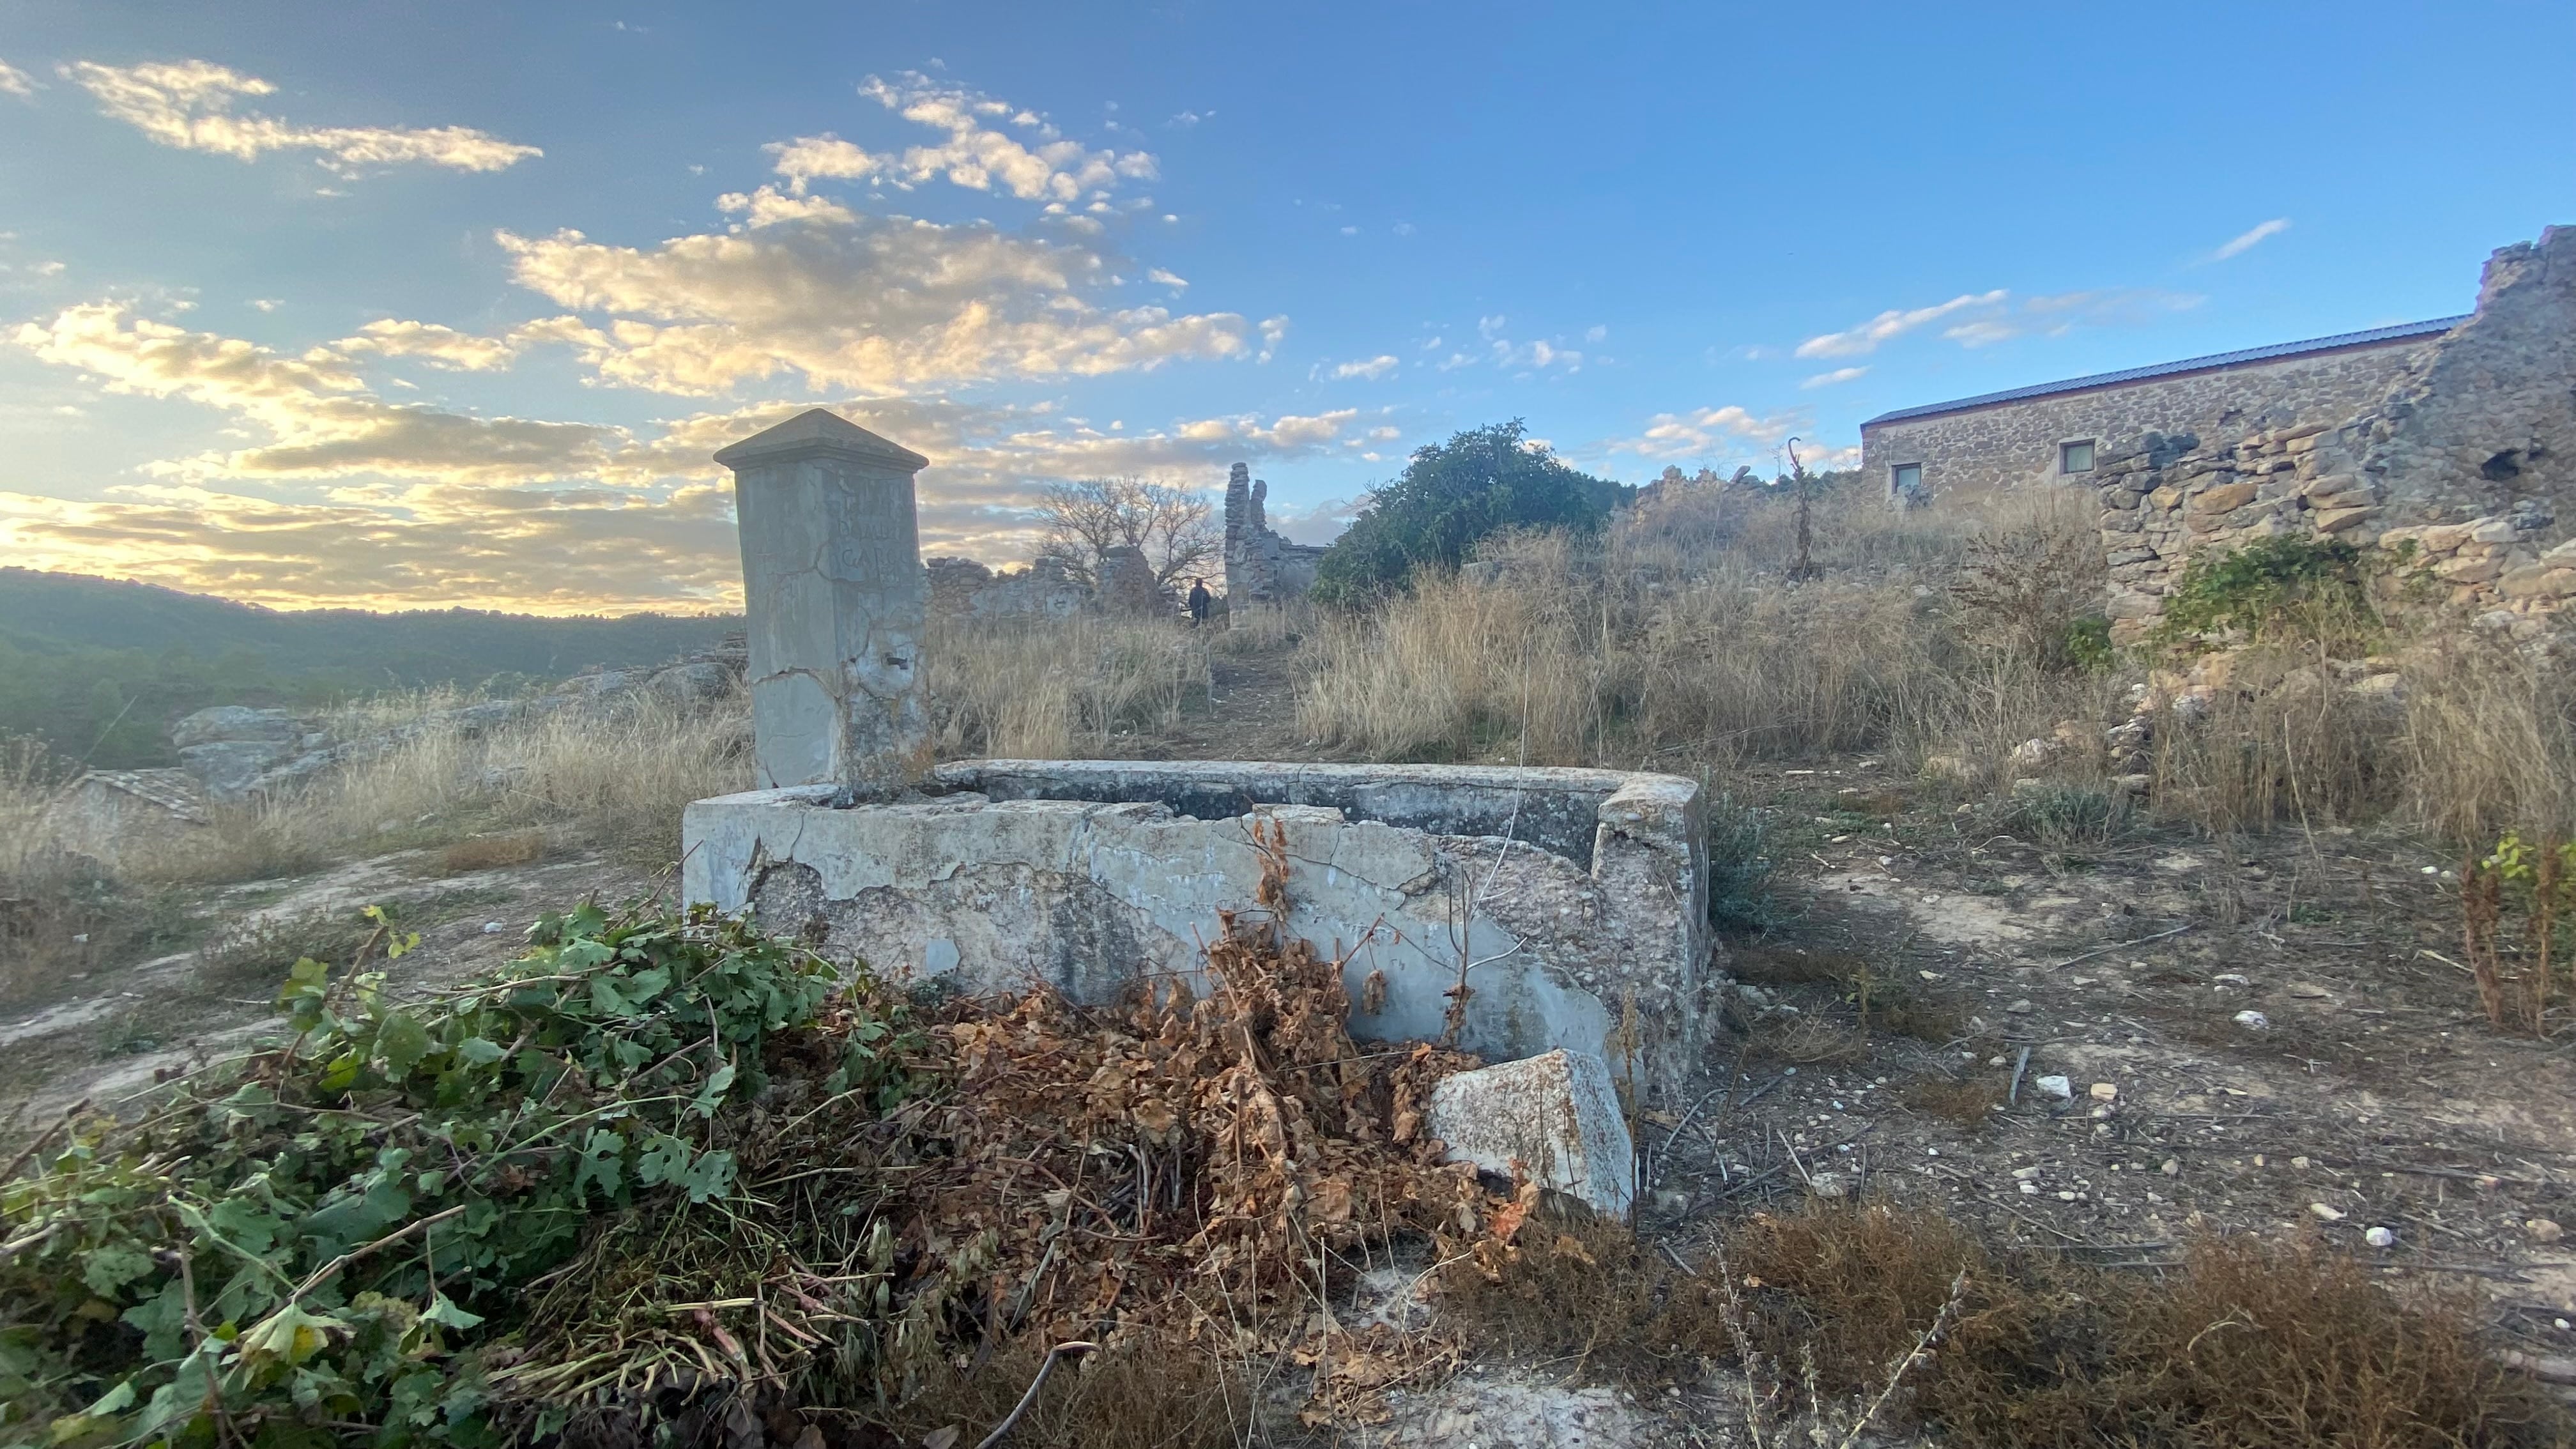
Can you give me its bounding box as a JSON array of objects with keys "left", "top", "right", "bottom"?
[{"left": 714, "top": 409, "right": 931, "bottom": 794}]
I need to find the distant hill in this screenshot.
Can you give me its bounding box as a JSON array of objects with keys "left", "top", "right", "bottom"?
[{"left": 0, "top": 569, "right": 741, "bottom": 769}]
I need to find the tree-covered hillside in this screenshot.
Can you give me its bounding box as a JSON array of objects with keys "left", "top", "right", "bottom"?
[{"left": 0, "top": 569, "right": 740, "bottom": 769}]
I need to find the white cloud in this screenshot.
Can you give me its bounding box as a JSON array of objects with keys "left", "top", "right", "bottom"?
[
  {"left": 330, "top": 318, "right": 536, "bottom": 371},
  {"left": 8, "top": 303, "right": 1377, "bottom": 606},
  {"left": 1145, "top": 267, "right": 1188, "bottom": 289},
  {"left": 0, "top": 57, "right": 36, "bottom": 100},
  {"left": 715, "top": 185, "right": 855, "bottom": 228},
  {"left": 1266, "top": 494, "right": 1367, "bottom": 546},
  {"left": 1801, "top": 365, "right": 1867, "bottom": 388},
  {"left": 1331, "top": 354, "right": 1399, "bottom": 381},
  {"left": 495, "top": 214, "right": 1269, "bottom": 396},
  {"left": 1940, "top": 288, "right": 2201, "bottom": 348},
  {"left": 249, "top": 298, "right": 283, "bottom": 312},
  {"left": 1800, "top": 286, "right": 2202, "bottom": 355},
  {"left": 2211, "top": 217, "right": 2290, "bottom": 261},
  {"left": 12, "top": 302, "right": 616, "bottom": 484},
  {"left": 768, "top": 72, "right": 1156, "bottom": 204},
  {"left": 62, "top": 59, "right": 540, "bottom": 173},
  {"left": 1611, "top": 404, "right": 1798, "bottom": 461},
  {"left": 1168, "top": 110, "right": 1204, "bottom": 128},
  {"left": 763, "top": 134, "right": 880, "bottom": 192},
  {"left": 1796, "top": 290, "right": 2007, "bottom": 358}
]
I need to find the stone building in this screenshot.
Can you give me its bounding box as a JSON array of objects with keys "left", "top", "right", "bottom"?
[
  {"left": 2087, "top": 227, "right": 2576, "bottom": 645},
  {"left": 1860, "top": 318, "right": 2462, "bottom": 507},
  {"left": 1222, "top": 462, "right": 1326, "bottom": 604}
]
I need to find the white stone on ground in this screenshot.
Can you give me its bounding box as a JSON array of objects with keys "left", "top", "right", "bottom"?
[{"left": 1426, "top": 1048, "right": 1636, "bottom": 1219}]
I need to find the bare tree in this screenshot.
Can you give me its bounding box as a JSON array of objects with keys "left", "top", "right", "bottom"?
[{"left": 1032, "top": 477, "right": 1218, "bottom": 589}]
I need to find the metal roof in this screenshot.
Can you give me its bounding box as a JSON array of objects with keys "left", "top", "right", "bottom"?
[{"left": 1859, "top": 316, "right": 2467, "bottom": 428}]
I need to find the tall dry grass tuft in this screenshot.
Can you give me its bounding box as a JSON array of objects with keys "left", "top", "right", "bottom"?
[
  {"left": 2145, "top": 652, "right": 2403, "bottom": 837},
  {"left": 2399, "top": 634, "right": 2576, "bottom": 843},
  {"left": 929, "top": 612, "right": 1210, "bottom": 758},
  {"left": 1209, "top": 600, "right": 1310, "bottom": 656},
  {"left": 1298, "top": 491, "right": 2113, "bottom": 774},
  {"left": 131, "top": 685, "right": 756, "bottom": 883}
]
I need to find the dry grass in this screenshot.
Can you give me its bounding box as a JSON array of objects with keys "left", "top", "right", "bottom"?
[
  {"left": 928, "top": 611, "right": 1210, "bottom": 758},
  {"left": 1211, "top": 599, "right": 1311, "bottom": 655},
  {"left": 128, "top": 684, "right": 753, "bottom": 885},
  {"left": 1905, "top": 1076, "right": 2004, "bottom": 1126},
  {"left": 2399, "top": 632, "right": 2576, "bottom": 843},
  {"left": 436, "top": 828, "right": 551, "bottom": 875},
  {"left": 1447, "top": 1205, "right": 2568, "bottom": 1449},
  {"left": 1296, "top": 492, "right": 2120, "bottom": 776},
  {"left": 1300, "top": 475, "right": 2573, "bottom": 854}
]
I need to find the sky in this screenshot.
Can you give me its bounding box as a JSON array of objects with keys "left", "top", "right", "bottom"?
[{"left": 0, "top": 1, "right": 2568, "bottom": 615}]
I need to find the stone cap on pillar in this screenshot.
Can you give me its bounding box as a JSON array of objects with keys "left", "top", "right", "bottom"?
[{"left": 713, "top": 408, "right": 930, "bottom": 471}]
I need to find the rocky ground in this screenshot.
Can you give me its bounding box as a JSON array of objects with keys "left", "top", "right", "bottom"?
[
  {"left": 0, "top": 847, "right": 662, "bottom": 1123},
  {"left": 4, "top": 643, "right": 2566, "bottom": 1446}
]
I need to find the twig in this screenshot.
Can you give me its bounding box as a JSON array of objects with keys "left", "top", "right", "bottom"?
[
  {"left": 2049, "top": 923, "right": 2191, "bottom": 970},
  {"left": 285, "top": 1204, "right": 470, "bottom": 1305},
  {"left": 1832, "top": 1268, "right": 1968, "bottom": 1449},
  {"left": 0, "top": 1096, "right": 88, "bottom": 1182},
  {"left": 976, "top": 1340, "right": 1098, "bottom": 1449},
  {"left": 2005, "top": 1046, "right": 2030, "bottom": 1107}
]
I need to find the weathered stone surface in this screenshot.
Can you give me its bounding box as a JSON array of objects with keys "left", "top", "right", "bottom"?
[
  {"left": 1095, "top": 544, "right": 1165, "bottom": 615},
  {"left": 1223, "top": 462, "right": 1326, "bottom": 607},
  {"left": 171, "top": 706, "right": 299, "bottom": 751},
  {"left": 1427, "top": 1049, "right": 1636, "bottom": 1218},
  {"left": 716, "top": 409, "right": 930, "bottom": 793},
  {"left": 2189, "top": 481, "right": 2259, "bottom": 514},
  {"left": 1860, "top": 326, "right": 2437, "bottom": 505},
  {"left": 682, "top": 759, "right": 1712, "bottom": 1104},
  {"left": 2311, "top": 506, "right": 2377, "bottom": 534}
]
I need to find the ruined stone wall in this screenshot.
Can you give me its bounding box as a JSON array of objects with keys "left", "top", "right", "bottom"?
[
  {"left": 1862, "top": 337, "right": 2437, "bottom": 506},
  {"left": 926, "top": 555, "right": 1089, "bottom": 619},
  {"left": 1222, "top": 461, "right": 1326, "bottom": 604},
  {"left": 2095, "top": 227, "right": 2576, "bottom": 648}
]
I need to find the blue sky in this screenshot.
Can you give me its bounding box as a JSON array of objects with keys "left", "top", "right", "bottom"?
[{"left": 1, "top": 1, "right": 2566, "bottom": 611}]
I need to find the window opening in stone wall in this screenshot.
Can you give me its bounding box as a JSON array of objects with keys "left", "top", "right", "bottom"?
[
  {"left": 2060, "top": 439, "right": 2096, "bottom": 475},
  {"left": 1889, "top": 461, "right": 1922, "bottom": 502}
]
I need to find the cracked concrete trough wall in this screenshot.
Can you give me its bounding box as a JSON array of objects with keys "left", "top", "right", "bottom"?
[{"left": 681, "top": 758, "right": 1712, "bottom": 1103}]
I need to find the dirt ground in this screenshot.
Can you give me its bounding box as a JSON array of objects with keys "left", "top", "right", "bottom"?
[{"left": 7, "top": 643, "right": 2569, "bottom": 1445}]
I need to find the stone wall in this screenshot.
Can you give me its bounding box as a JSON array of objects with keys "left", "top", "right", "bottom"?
[
  {"left": 684, "top": 759, "right": 1712, "bottom": 1103},
  {"left": 1222, "top": 461, "right": 1326, "bottom": 604},
  {"left": 926, "top": 555, "right": 1089, "bottom": 619},
  {"left": 1862, "top": 333, "right": 2442, "bottom": 506},
  {"left": 2094, "top": 227, "right": 2576, "bottom": 647}
]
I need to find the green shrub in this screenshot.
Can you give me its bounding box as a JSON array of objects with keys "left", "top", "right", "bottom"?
[
  {"left": 2151, "top": 535, "right": 2400, "bottom": 654},
  {"left": 1311, "top": 421, "right": 1629, "bottom": 605},
  {"left": 2062, "top": 615, "right": 2114, "bottom": 673},
  {"left": 1, "top": 902, "right": 914, "bottom": 1449}
]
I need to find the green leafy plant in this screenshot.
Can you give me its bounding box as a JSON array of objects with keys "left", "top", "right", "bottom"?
[
  {"left": 2462, "top": 832, "right": 2576, "bottom": 1034},
  {"left": 2150, "top": 535, "right": 2400, "bottom": 654},
  {"left": 0, "top": 901, "right": 912, "bottom": 1449},
  {"left": 1311, "top": 421, "right": 1630, "bottom": 605},
  {"left": 2061, "top": 615, "right": 2114, "bottom": 673}
]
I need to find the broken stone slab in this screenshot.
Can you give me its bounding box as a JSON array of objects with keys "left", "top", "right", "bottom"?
[{"left": 1425, "top": 1048, "right": 1636, "bottom": 1219}]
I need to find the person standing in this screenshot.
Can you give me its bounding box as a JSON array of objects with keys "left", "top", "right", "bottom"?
[{"left": 1186, "top": 576, "right": 1212, "bottom": 627}]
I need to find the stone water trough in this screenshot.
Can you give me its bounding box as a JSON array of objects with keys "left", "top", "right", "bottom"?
[{"left": 680, "top": 411, "right": 1715, "bottom": 1214}]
